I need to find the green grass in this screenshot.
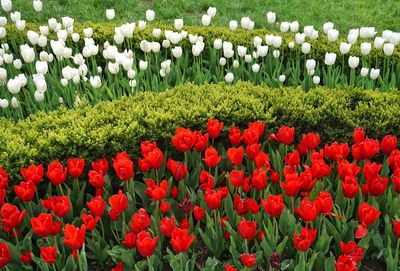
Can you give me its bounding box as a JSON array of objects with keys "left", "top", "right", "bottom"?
[{"left": 2, "top": 0, "right": 399, "bottom": 33}]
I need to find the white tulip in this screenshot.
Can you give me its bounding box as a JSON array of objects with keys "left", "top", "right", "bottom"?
[
  {"left": 253, "top": 36, "right": 262, "bottom": 47},
  {"left": 295, "top": 33, "right": 305, "bottom": 44},
  {"left": 309, "top": 30, "right": 319, "bottom": 40},
  {"left": 174, "top": 19, "right": 183, "bottom": 30},
  {"left": 138, "top": 20, "right": 146, "bottom": 31},
  {"left": 129, "top": 79, "right": 137, "bottom": 88},
  {"left": 71, "top": 33, "right": 80, "bottom": 43},
  {"left": 162, "top": 39, "right": 170, "bottom": 48},
  {"left": 140, "top": 40, "right": 151, "bottom": 53},
  {"left": 108, "top": 62, "right": 119, "bottom": 74},
  {"left": 20, "top": 44, "right": 35, "bottom": 63},
  {"left": 237, "top": 46, "right": 247, "bottom": 57},
  {"left": 360, "top": 42, "right": 371, "bottom": 55},
  {"left": 36, "top": 60, "right": 48, "bottom": 74},
  {"left": 382, "top": 30, "right": 393, "bottom": 41},
  {"left": 359, "top": 27, "right": 376, "bottom": 39},
  {"left": 0, "top": 67, "right": 6, "bottom": 80},
  {"left": 171, "top": 46, "right": 183, "bottom": 58},
  {"left": 16, "top": 20, "right": 26, "bottom": 31},
  {"left": 252, "top": 63, "right": 260, "bottom": 73},
  {"left": 323, "top": 22, "right": 334, "bottom": 34},
  {"left": 73, "top": 53, "right": 84, "bottom": 65},
  {"left": 273, "top": 50, "right": 280, "bottom": 58},
  {"left": 280, "top": 22, "right": 290, "bottom": 33},
  {"left": 33, "top": 0, "right": 42, "bottom": 12},
  {"left": 39, "top": 51, "right": 49, "bottom": 62},
  {"left": 265, "top": 34, "right": 274, "bottom": 45},
  {"left": 1, "top": 0, "right": 11, "bottom": 12},
  {"left": 0, "top": 99, "right": 8, "bottom": 108},
  {"left": 11, "top": 97, "right": 19, "bottom": 108},
  {"left": 89, "top": 76, "right": 101, "bottom": 88},
  {"left": 152, "top": 28, "right": 162, "bottom": 38},
  {"left": 27, "top": 31, "right": 39, "bottom": 45},
  {"left": 207, "top": 7, "right": 217, "bottom": 17},
  {"left": 370, "top": 68, "right": 380, "bottom": 80},
  {"left": 139, "top": 60, "right": 148, "bottom": 70},
  {"left": 11, "top": 12, "right": 21, "bottom": 22},
  {"left": 290, "top": 21, "right": 299, "bottom": 33},
  {"left": 60, "top": 78, "right": 68, "bottom": 86},
  {"left": 219, "top": 57, "right": 226, "bottom": 66},
  {"left": 62, "top": 47, "right": 72, "bottom": 59},
  {"left": 272, "top": 36, "right": 282, "bottom": 48},
  {"left": 349, "top": 28, "right": 359, "bottom": 37},
  {"left": 348, "top": 56, "right": 360, "bottom": 69},
  {"left": 301, "top": 42, "right": 311, "bottom": 54},
  {"left": 34, "top": 90, "right": 45, "bottom": 102},
  {"left": 223, "top": 48, "right": 234, "bottom": 59},
  {"left": 288, "top": 41, "right": 295, "bottom": 49},
  {"left": 313, "top": 76, "right": 320, "bottom": 85},
  {"left": 347, "top": 34, "right": 358, "bottom": 45},
  {"left": 383, "top": 43, "right": 394, "bottom": 56},
  {"left": 0, "top": 17, "right": 7, "bottom": 27},
  {"left": 83, "top": 28, "right": 93, "bottom": 38},
  {"left": 390, "top": 33, "right": 400, "bottom": 45},
  {"left": 339, "top": 42, "right": 351, "bottom": 55},
  {"left": 327, "top": 29, "right": 339, "bottom": 42},
  {"left": 324, "top": 52, "right": 337, "bottom": 66},
  {"left": 240, "top": 17, "right": 251, "bottom": 29},
  {"left": 304, "top": 26, "right": 314, "bottom": 37},
  {"left": 122, "top": 57, "right": 133, "bottom": 71},
  {"left": 35, "top": 79, "right": 46, "bottom": 92},
  {"left": 7, "top": 78, "right": 21, "bottom": 94},
  {"left": 106, "top": 9, "right": 115, "bottom": 20},
  {"left": 225, "top": 72, "right": 234, "bottom": 83},
  {"left": 229, "top": 20, "right": 238, "bottom": 31},
  {"left": 213, "top": 39, "right": 222, "bottom": 50},
  {"left": 146, "top": 9, "right": 155, "bottom": 21},
  {"left": 188, "top": 34, "right": 198, "bottom": 44},
  {"left": 0, "top": 27, "right": 6, "bottom": 39},
  {"left": 13, "top": 59, "right": 22, "bottom": 69},
  {"left": 257, "top": 45, "right": 268, "bottom": 57},
  {"left": 373, "top": 37, "right": 385, "bottom": 49},
  {"left": 201, "top": 14, "right": 211, "bottom": 26},
  {"left": 279, "top": 75, "right": 286, "bottom": 82},
  {"left": 360, "top": 67, "right": 369, "bottom": 77},
  {"left": 3, "top": 53, "right": 13, "bottom": 64},
  {"left": 48, "top": 18, "right": 57, "bottom": 29},
  {"left": 232, "top": 60, "right": 239, "bottom": 68},
  {"left": 114, "top": 33, "right": 124, "bottom": 44},
  {"left": 266, "top": 12, "right": 276, "bottom": 24},
  {"left": 61, "top": 17, "right": 74, "bottom": 28},
  {"left": 244, "top": 54, "right": 252, "bottom": 63},
  {"left": 127, "top": 69, "right": 136, "bottom": 79},
  {"left": 306, "top": 59, "right": 316, "bottom": 71}
]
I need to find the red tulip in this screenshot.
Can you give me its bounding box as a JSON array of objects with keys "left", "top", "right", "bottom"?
[
  {"left": 324, "top": 142, "right": 349, "bottom": 162},
  {"left": 81, "top": 214, "right": 99, "bottom": 231},
  {"left": 225, "top": 264, "right": 238, "bottom": 271},
  {"left": 284, "top": 150, "right": 300, "bottom": 168},
  {"left": 160, "top": 200, "right": 171, "bottom": 213},
  {"left": 199, "top": 170, "right": 215, "bottom": 191},
  {"left": 338, "top": 160, "right": 360, "bottom": 180},
  {"left": 208, "top": 119, "right": 224, "bottom": 138},
  {"left": 21, "top": 164, "right": 44, "bottom": 185},
  {"left": 299, "top": 167, "right": 316, "bottom": 193},
  {"left": 237, "top": 217, "right": 257, "bottom": 241},
  {"left": 42, "top": 196, "right": 70, "bottom": 218},
  {"left": 310, "top": 159, "right": 331, "bottom": 180},
  {"left": 246, "top": 143, "right": 261, "bottom": 161},
  {"left": 365, "top": 175, "right": 388, "bottom": 196},
  {"left": 67, "top": 158, "right": 85, "bottom": 178},
  {"left": 179, "top": 217, "right": 191, "bottom": 229},
  {"left": 363, "top": 162, "right": 382, "bottom": 182},
  {"left": 381, "top": 135, "right": 397, "bottom": 154},
  {"left": 388, "top": 150, "right": 400, "bottom": 171},
  {"left": 171, "top": 186, "right": 179, "bottom": 198},
  {"left": 270, "top": 171, "right": 280, "bottom": 183},
  {"left": 145, "top": 179, "right": 168, "bottom": 201},
  {"left": 19, "top": 250, "right": 32, "bottom": 264},
  {"left": 140, "top": 141, "right": 158, "bottom": 157},
  {"left": 229, "top": 126, "right": 242, "bottom": 146},
  {"left": 281, "top": 173, "right": 302, "bottom": 196},
  {"left": 392, "top": 173, "right": 400, "bottom": 193},
  {"left": 341, "top": 176, "right": 359, "bottom": 198},
  {"left": 243, "top": 121, "right": 265, "bottom": 145},
  {"left": 269, "top": 126, "right": 295, "bottom": 145},
  {"left": 160, "top": 216, "right": 176, "bottom": 238},
  {"left": 193, "top": 205, "right": 205, "bottom": 221},
  {"left": 47, "top": 161, "right": 67, "bottom": 185},
  {"left": 0, "top": 242, "right": 11, "bottom": 268},
  {"left": 293, "top": 227, "right": 317, "bottom": 251},
  {"left": 204, "top": 189, "right": 221, "bottom": 210},
  {"left": 316, "top": 191, "right": 333, "bottom": 214},
  {"left": 203, "top": 147, "right": 222, "bottom": 168},
  {"left": 300, "top": 132, "right": 320, "bottom": 151},
  {"left": 261, "top": 194, "right": 284, "bottom": 217},
  {"left": 352, "top": 138, "right": 380, "bottom": 161},
  {"left": 129, "top": 208, "right": 150, "bottom": 233},
  {"left": 295, "top": 198, "right": 320, "bottom": 222},
  {"left": 336, "top": 255, "right": 357, "bottom": 271},
  {"left": 229, "top": 170, "right": 244, "bottom": 188},
  {"left": 0, "top": 168, "right": 7, "bottom": 190},
  {"left": 353, "top": 128, "right": 365, "bottom": 143},
  {"left": 240, "top": 253, "right": 256, "bottom": 268},
  {"left": 87, "top": 196, "right": 106, "bottom": 217},
  {"left": 172, "top": 127, "right": 196, "bottom": 152},
  {"left": 91, "top": 158, "right": 108, "bottom": 174},
  {"left": 122, "top": 232, "right": 137, "bottom": 249},
  {"left": 170, "top": 227, "right": 195, "bottom": 253},
  {"left": 356, "top": 202, "right": 381, "bottom": 238},
  {"left": 340, "top": 241, "right": 364, "bottom": 263},
  {"left": 194, "top": 131, "right": 209, "bottom": 152},
  {"left": 393, "top": 219, "right": 400, "bottom": 238},
  {"left": 252, "top": 169, "right": 267, "bottom": 190},
  {"left": 14, "top": 181, "right": 36, "bottom": 202},
  {"left": 254, "top": 151, "right": 271, "bottom": 170},
  {"left": 108, "top": 190, "right": 128, "bottom": 221},
  {"left": 0, "top": 203, "right": 26, "bottom": 232},
  {"left": 31, "top": 213, "right": 60, "bottom": 237},
  {"left": 136, "top": 231, "right": 158, "bottom": 257},
  {"left": 88, "top": 170, "right": 105, "bottom": 189},
  {"left": 40, "top": 246, "right": 57, "bottom": 264},
  {"left": 227, "top": 147, "right": 244, "bottom": 166},
  {"left": 113, "top": 151, "right": 134, "bottom": 181},
  {"left": 63, "top": 224, "right": 86, "bottom": 251},
  {"left": 112, "top": 262, "right": 124, "bottom": 271},
  {"left": 165, "top": 159, "right": 186, "bottom": 181}
]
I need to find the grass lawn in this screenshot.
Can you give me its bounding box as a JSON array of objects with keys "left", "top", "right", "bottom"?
[{"left": 2, "top": 0, "right": 399, "bottom": 33}]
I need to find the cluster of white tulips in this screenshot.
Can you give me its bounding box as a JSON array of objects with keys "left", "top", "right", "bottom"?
[{"left": 0, "top": 1, "right": 398, "bottom": 120}]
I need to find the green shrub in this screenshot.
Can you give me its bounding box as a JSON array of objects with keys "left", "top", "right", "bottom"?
[{"left": 1, "top": 81, "right": 400, "bottom": 178}]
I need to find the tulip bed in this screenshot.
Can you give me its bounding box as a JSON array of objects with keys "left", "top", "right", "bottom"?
[{"left": 0, "top": 120, "right": 399, "bottom": 271}]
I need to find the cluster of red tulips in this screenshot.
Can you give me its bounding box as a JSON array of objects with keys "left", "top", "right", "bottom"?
[{"left": 0, "top": 119, "right": 399, "bottom": 270}]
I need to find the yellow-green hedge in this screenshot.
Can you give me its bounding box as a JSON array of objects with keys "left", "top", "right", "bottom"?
[
  {"left": 4, "top": 22, "right": 400, "bottom": 62},
  {"left": 1, "top": 81, "right": 400, "bottom": 178}
]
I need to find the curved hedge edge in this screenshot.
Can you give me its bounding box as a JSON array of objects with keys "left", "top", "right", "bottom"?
[
  {"left": 1, "top": 81, "right": 400, "bottom": 178},
  {"left": 3, "top": 22, "right": 400, "bottom": 62}
]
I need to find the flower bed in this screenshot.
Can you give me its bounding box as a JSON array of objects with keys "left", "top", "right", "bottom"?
[
  {"left": 0, "top": 119, "right": 398, "bottom": 270},
  {"left": 2, "top": 82, "right": 400, "bottom": 179}
]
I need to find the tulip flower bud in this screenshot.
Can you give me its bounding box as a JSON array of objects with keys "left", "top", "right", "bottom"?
[
  {"left": 207, "top": 7, "right": 217, "bottom": 17},
  {"left": 360, "top": 42, "right": 371, "bottom": 55},
  {"left": 373, "top": 37, "right": 385, "bottom": 49},
  {"left": 240, "top": 17, "right": 251, "bottom": 29},
  {"left": 265, "top": 34, "right": 274, "bottom": 45},
  {"left": 253, "top": 36, "right": 262, "bottom": 47},
  {"left": 11, "top": 97, "right": 19, "bottom": 108},
  {"left": 348, "top": 56, "right": 360, "bottom": 69},
  {"left": 390, "top": 33, "right": 400, "bottom": 45},
  {"left": 146, "top": 9, "right": 155, "bottom": 21},
  {"left": 61, "top": 78, "right": 68, "bottom": 87},
  {"left": 218, "top": 57, "right": 226, "bottom": 66},
  {"left": 0, "top": 67, "right": 7, "bottom": 80},
  {"left": 106, "top": 9, "right": 115, "bottom": 20},
  {"left": 201, "top": 14, "right": 211, "bottom": 26},
  {"left": 162, "top": 39, "right": 170, "bottom": 48},
  {"left": 232, "top": 60, "right": 239, "bottom": 68},
  {"left": 229, "top": 20, "right": 238, "bottom": 31},
  {"left": 129, "top": 79, "right": 137, "bottom": 88},
  {"left": 288, "top": 41, "right": 295, "bottom": 49},
  {"left": 360, "top": 67, "right": 369, "bottom": 77},
  {"left": 13, "top": 59, "right": 22, "bottom": 69},
  {"left": 313, "top": 76, "right": 320, "bottom": 85},
  {"left": 225, "top": 72, "right": 234, "bottom": 83},
  {"left": 34, "top": 90, "right": 45, "bottom": 102},
  {"left": 273, "top": 36, "right": 282, "bottom": 48},
  {"left": 266, "top": 12, "right": 276, "bottom": 24},
  {"left": 273, "top": 50, "right": 280, "bottom": 58},
  {"left": 83, "top": 28, "right": 93, "bottom": 38},
  {"left": 0, "top": 98, "right": 9, "bottom": 108},
  {"left": 279, "top": 74, "right": 286, "bottom": 82},
  {"left": 252, "top": 63, "right": 260, "bottom": 73},
  {"left": 237, "top": 46, "right": 247, "bottom": 57},
  {"left": 370, "top": 68, "right": 380, "bottom": 80}
]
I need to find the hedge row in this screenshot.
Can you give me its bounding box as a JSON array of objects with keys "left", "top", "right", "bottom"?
[
  {"left": 4, "top": 22, "right": 400, "bottom": 63},
  {"left": 1, "top": 81, "right": 400, "bottom": 178}
]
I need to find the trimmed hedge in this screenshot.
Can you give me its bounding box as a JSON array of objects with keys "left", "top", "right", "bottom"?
[
  {"left": 1, "top": 81, "right": 400, "bottom": 177},
  {"left": 4, "top": 22, "right": 400, "bottom": 63}
]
